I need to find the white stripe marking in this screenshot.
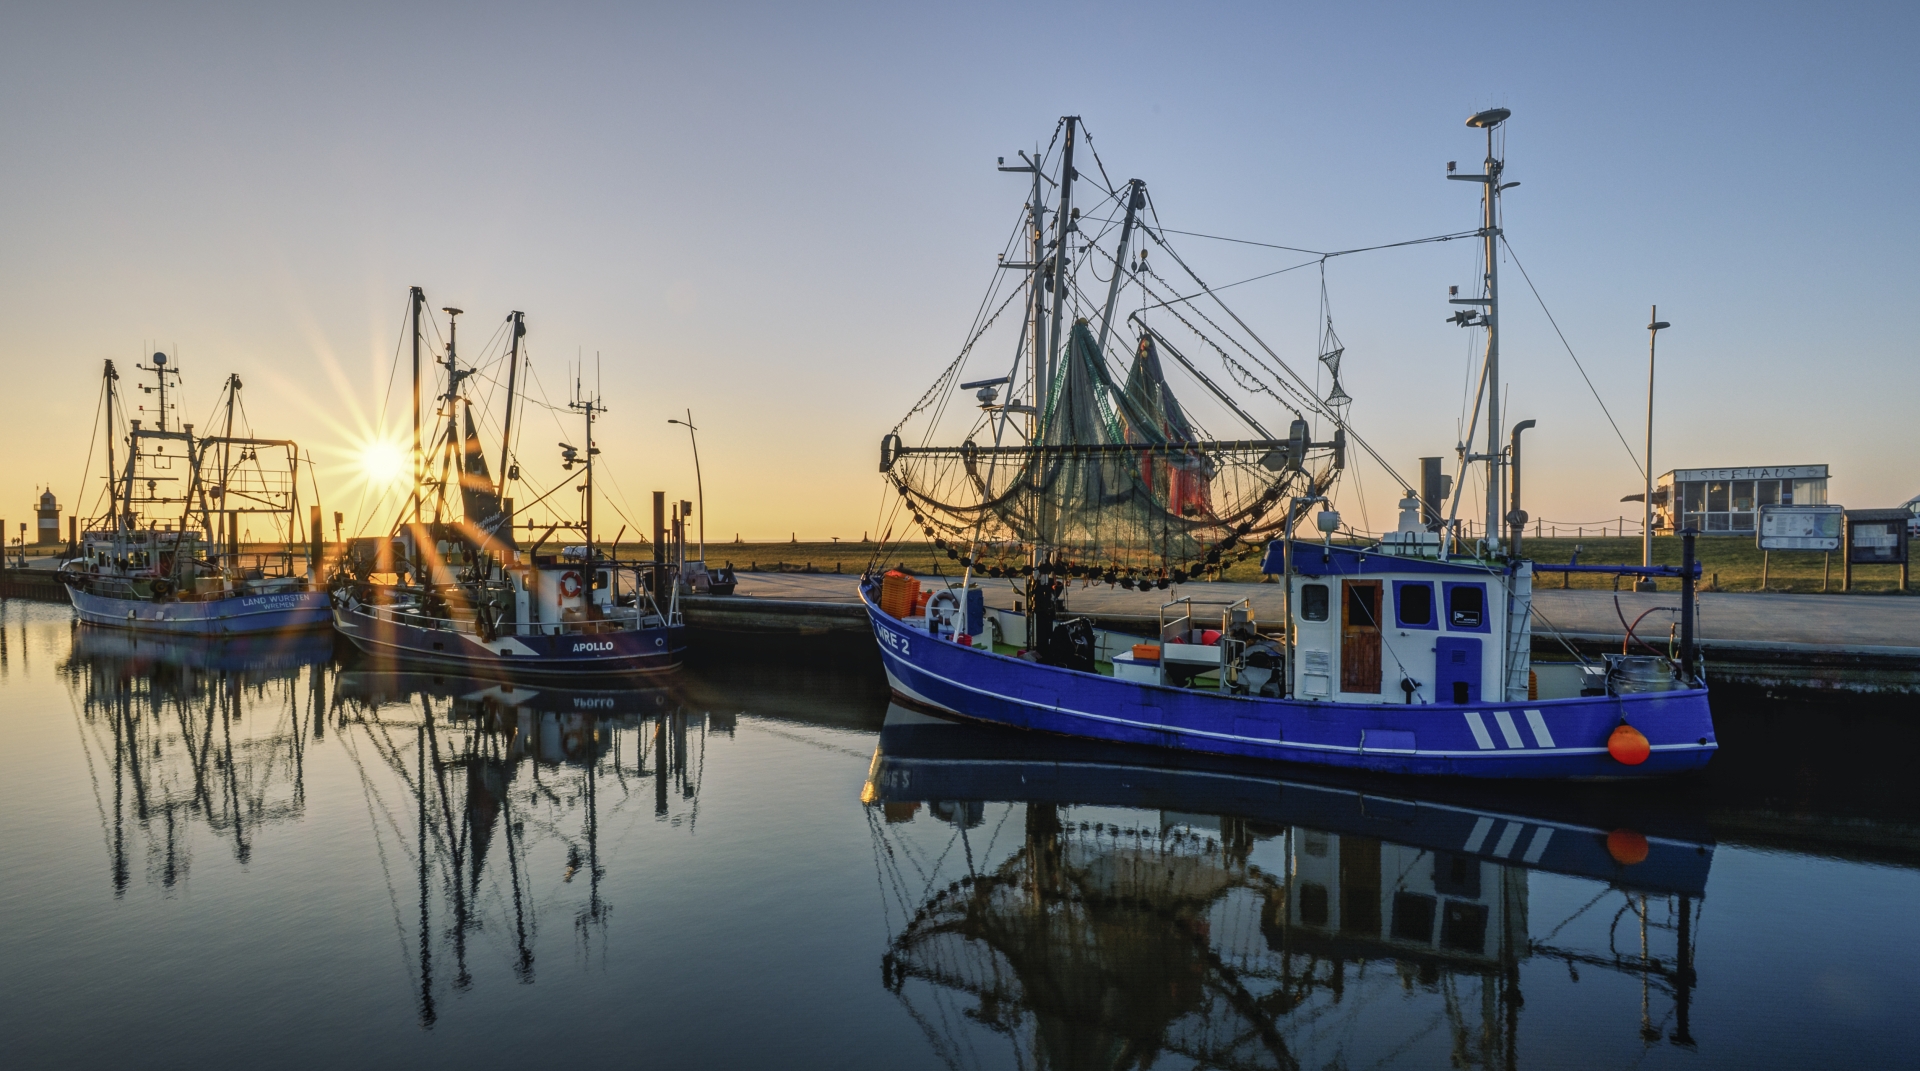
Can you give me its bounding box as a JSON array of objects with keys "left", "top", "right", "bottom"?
[
  {"left": 1492, "top": 710, "right": 1525, "bottom": 748},
  {"left": 1463, "top": 712, "right": 1496, "bottom": 750},
  {"left": 1492, "top": 822, "right": 1524, "bottom": 858},
  {"left": 1524, "top": 708, "right": 1556, "bottom": 749},
  {"left": 1522, "top": 826, "right": 1553, "bottom": 864},
  {"left": 1463, "top": 817, "right": 1495, "bottom": 853}
]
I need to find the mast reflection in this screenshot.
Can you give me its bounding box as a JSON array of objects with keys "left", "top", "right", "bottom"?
[
  {"left": 331, "top": 668, "right": 710, "bottom": 1026},
  {"left": 864, "top": 704, "right": 1708, "bottom": 1069},
  {"left": 62, "top": 626, "right": 334, "bottom": 894}
]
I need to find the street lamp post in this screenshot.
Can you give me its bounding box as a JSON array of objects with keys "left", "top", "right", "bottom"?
[
  {"left": 667, "top": 411, "right": 704, "bottom": 564},
  {"left": 1642, "top": 307, "right": 1671, "bottom": 578}
]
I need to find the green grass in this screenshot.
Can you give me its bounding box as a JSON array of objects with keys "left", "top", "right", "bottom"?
[{"left": 604, "top": 535, "right": 1911, "bottom": 596}]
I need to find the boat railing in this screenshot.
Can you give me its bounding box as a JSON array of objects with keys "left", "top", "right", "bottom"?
[
  {"left": 368, "top": 602, "right": 659, "bottom": 638},
  {"left": 1158, "top": 596, "right": 1255, "bottom": 645}
]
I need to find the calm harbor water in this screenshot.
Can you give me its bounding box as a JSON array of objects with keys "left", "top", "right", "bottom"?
[{"left": 1, "top": 598, "right": 1914, "bottom": 1069}]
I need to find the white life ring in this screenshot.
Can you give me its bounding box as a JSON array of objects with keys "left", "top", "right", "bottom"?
[{"left": 559, "top": 571, "right": 583, "bottom": 599}]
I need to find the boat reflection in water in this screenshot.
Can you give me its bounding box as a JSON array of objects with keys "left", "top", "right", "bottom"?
[
  {"left": 327, "top": 668, "right": 713, "bottom": 1026},
  {"left": 863, "top": 703, "right": 1709, "bottom": 1069},
  {"left": 63, "top": 626, "right": 337, "bottom": 891},
  {"left": 63, "top": 630, "right": 716, "bottom": 1029}
]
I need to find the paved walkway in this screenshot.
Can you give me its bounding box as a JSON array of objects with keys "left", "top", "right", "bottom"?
[{"left": 731, "top": 572, "right": 1920, "bottom": 650}]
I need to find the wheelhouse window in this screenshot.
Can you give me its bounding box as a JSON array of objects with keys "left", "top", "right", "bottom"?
[
  {"left": 1300, "top": 584, "right": 1329, "bottom": 622},
  {"left": 1446, "top": 584, "right": 1485, "bottom": 630},
  {"left": 1394, "top": 581, "right": 1435, "bottom": 629}
]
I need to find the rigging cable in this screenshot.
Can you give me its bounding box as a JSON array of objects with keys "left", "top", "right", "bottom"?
[{"left": 1501, "top": 235, "right": 1646, "bottom": 480}]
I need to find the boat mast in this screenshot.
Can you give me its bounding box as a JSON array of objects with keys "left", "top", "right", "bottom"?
[
  {"left": 438, "top": 307, "right": 463, "bottom": 523},
  {"left": 1453, "top": 108, "right": 1510, "bottom": 549},
  {"left": 102, "top": 360, "right": 118, "bottom": 533},
  {"left": 1038, "top": 117, "right": 1077, "bottom": 562},
  {"left": 569, "top": 377, "right": 605, "bottom": 561},
  {"left": 1094, "top": 178, "right": 1144, "bottom": 359},
  {"left": 410, "top": 286, "right": 424, "bottom": 526},
  {"left": 497, "top": 311, "right": 523, "bottom": 496},
  {"left": 1044, "top": 117, "right": 1078, "bottom": 442},
  {"left": 220, "top": 373, "right": 238, "bottom": 567}
]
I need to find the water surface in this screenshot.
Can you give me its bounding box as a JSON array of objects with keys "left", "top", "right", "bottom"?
[{"left": 0, "top": 601, "right": 1913, "bottom": 1069}]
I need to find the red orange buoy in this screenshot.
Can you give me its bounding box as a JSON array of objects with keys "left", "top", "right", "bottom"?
[
  {"left": 1606, "top": 828, "right": 1650, "bottom": 866},
  {"left": 1607, "top": 724, "right": 1651, "bottom": 766}
]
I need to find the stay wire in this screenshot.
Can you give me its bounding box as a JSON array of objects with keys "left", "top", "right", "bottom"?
[{"left": 1501, "top": 235, "right": 1646, "bottom": 480}]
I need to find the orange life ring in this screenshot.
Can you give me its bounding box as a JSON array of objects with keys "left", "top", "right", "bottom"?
[{"left": 559, "top": 571, "right": 583, "bottom": 599}]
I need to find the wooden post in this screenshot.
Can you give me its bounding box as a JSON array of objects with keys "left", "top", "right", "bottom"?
[
  {"left": 1761, "top": 550, "right": 1769, "bottom": 591},
  {"left": 1822, "top": 552, "right": 1830, "bottom": 592},
  {"left": 652, "top": 491, "right": 667, "bottom": 599},
  {"left": 309, "top": 505, "right": 323, "bottom": 585},
  {"left": 1842, "top": 516, "right": 1853, "bottom": 593}
]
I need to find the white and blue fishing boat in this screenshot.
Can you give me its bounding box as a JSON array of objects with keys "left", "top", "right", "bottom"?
[
  {"left": 863, "top": 112, "right": 1714, "bottom": 779},
  {"left": 329, "top": 293, "right": 685, "bottom": 676},
  {"left": 60, "top": 355, "right": 332, "bottom": 635}
]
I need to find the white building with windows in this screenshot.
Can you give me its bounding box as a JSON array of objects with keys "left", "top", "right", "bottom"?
[{"left": 1648, "top": 464, "right": 1829, "bottom": 535}]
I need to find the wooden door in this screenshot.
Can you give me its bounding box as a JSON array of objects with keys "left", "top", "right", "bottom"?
[{"left": 1340, "top": 580, "right": 1383, "bottom": 694}]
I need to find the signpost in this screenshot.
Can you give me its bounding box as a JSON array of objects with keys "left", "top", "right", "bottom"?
[{"left": 1757, "top": 504, "right": 1843, "bottom": 591}]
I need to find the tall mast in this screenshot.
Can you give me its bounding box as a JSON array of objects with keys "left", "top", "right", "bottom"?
[
  {"left": 103, "top": 361, "right": 118, "bottom": 531},
  {"left": 155, "top": 354, "right": 169, "bottom": 433},
  {"left": 410, "top": 286, "right": 424, "bottom": 525},
  {"left": 439, "top": 307, "right": 464, "bottom": 522},
  {"left": 1094, "top": 178, "right": 1144, "bottom": 359},
  {"left": 569, "top": 377, "right": 605, "bottom": 560},
  {"left": 497, "top": 311, "right": 523, "bottom": 496},
  {"left": 1454, "top": 108, "right": 1510, "bottom": 547},
  {"left": 1044, "top": 116, "right": 1078, "bottom": 435},
  {"left": 221, "top": 374, "right": 238, "bottom": 567}
]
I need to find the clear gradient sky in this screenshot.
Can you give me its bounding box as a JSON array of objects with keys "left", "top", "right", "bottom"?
[{"left": 3, "top": 2, "right": 1914, "bottom": 544}]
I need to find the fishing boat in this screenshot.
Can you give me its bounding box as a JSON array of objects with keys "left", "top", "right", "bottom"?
[
  {"left": 862, "top": 111, "right": 1715, "bottom": 779},
  {"left": 59, "top": 354, "right": 332, "bottom": 634},
  {"left": 329, "top": 290, "right": 686, "bottom": 676}
]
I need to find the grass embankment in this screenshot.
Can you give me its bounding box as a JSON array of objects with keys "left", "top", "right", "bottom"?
[
  {"left": 673, "top": 536, "right": 1910, "bottom": 596},
  {"left": 20, "top": 535, "right": 1907, "bottom": 595}
]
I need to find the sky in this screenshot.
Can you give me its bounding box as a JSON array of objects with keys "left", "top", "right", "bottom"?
[{"left": 2, "top": 1, "right": 1914, "bottom": 545}]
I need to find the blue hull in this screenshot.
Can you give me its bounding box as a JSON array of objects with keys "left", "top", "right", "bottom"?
[
  {"left": 67, "top": 585, "right": 332, "bottom": 636},
  {"left": 861, "top": 583, "right": 1716, "bottom": 779},
  {"left": 332, "top": 602, "right": 684, "bottom": 677}
]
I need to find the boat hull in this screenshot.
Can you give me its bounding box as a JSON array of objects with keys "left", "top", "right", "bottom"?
[
  {"left": 861, "top": 584, "right": 1716, "bottom": 779},
  {"left": 65, "top": 584, "right": 332, "bottom": 635},
  {"left": 331, "top": 602, "right": 685, "bottom": 677}
]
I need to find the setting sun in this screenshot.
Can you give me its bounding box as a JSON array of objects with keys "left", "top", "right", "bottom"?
[{"left": 357, "top": 439, "right": 409, "bottom": 491}]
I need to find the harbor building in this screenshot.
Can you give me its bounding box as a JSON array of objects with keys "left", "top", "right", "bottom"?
[
  {"left": 34, "top": 489, "right": 61, "bottom": 545},
  {"left": 1646, "top": 465, "right": 1829, "bottom": 534}
]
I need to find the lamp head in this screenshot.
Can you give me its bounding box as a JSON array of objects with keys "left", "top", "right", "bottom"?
[
  {"left": 1466, "top": 107, "right": 1511, "bottom": 129},
  {"left": 1650, "top": 321, "right": 1671, "bottom": 331}
]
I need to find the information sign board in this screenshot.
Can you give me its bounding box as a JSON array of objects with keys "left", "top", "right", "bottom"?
[
  {"left": 1846, "top": 509, "right": 1910, "bottom": 566},
  {"left": 1757, "top": 504, "right": 1843, "bottom": 551}
]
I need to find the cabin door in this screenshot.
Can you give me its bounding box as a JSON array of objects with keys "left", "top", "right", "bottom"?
[{"left": 1340, "top": 580, "right": 1383, "bottom": 694}]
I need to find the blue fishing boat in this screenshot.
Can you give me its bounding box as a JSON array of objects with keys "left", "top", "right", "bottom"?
[
  {"left": 864, "top": 111, "right": 1713, "bottom": 779},
  {"left": 59, "top": 354, "right": 331, "bottom": 635},
  {"left": 328, "top": 293, "right": 685, "bottom": 676}
]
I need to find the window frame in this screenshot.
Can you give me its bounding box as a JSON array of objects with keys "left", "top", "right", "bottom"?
[
  {"left": 1299, "top": 583, "right": 1330, "bottom": 622},
  {"left": 1393, "top": 580, "right": 1438, "bottom": 630},
  {"left": 1442, "top": 582, "right": 1490, "bottom": 633}
]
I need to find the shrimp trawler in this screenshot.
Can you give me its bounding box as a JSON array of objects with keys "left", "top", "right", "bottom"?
[
  {"left": 329, "top": 290, "right": 685, "bottom": 676},
  {"left": 862, "top": 112, "right": 1714, "bottom": 779},
  {"left": 60, "top": 354, "right": 332, "bottom": 634}
]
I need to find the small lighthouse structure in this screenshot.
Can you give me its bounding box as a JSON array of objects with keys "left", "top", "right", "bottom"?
[{"left": 35, "top": 488, "right": 60, "bottom": 546}]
